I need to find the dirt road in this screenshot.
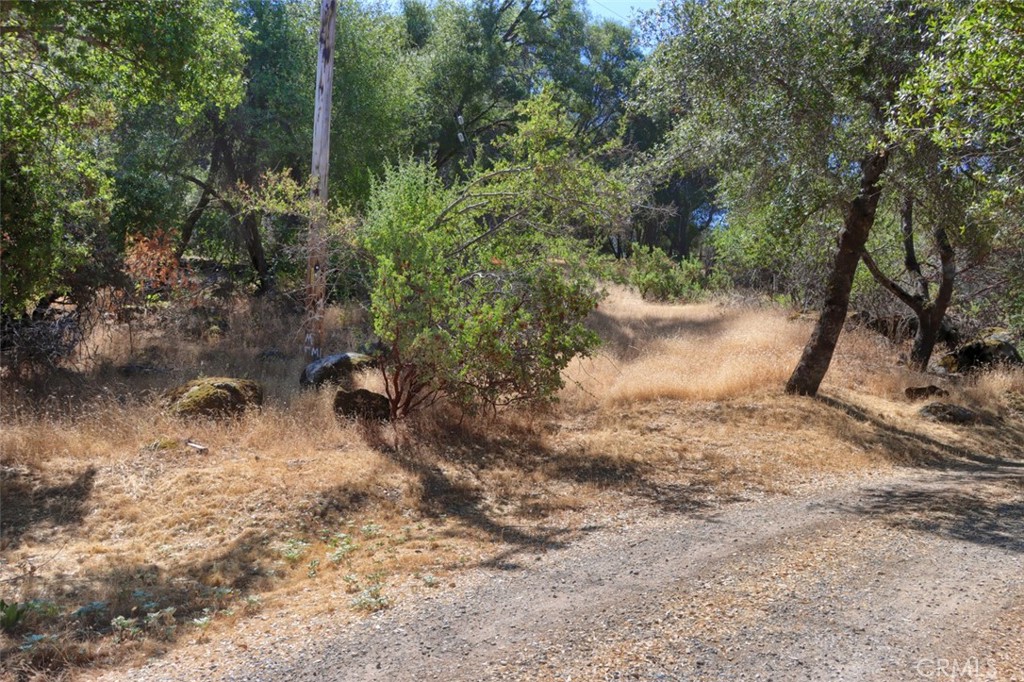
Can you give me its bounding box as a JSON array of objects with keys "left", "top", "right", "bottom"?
[{"left": 94, "top": 465, "right": 1024, "bottom": 682}]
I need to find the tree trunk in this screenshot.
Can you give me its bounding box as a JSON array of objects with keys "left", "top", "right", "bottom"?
[
  {"left": 238, "top": 212, "right": 271, "bottom": 295},
  {"left": 176, "top": 187, "right": 211, "bottom": 260},
  {"left": 786, "top": 151, "right": 889, "bottom": 396},
  {"left": 860, "top": 194, "right": 958, "bottom": 372},
  {"left": 908, "top": 225, "right": 956, "bottom": 369},
  {"left": 305, "top": 0, "right": 337, "bottom": 362},
  {"left": 177, "top": 150, "right": 222, "bottom": 260},
  {"left": 212, "top": 131, "right": 273, "bottom": 295}
]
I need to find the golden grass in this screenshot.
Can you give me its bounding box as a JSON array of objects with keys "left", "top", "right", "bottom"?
[
  {"left": 565, "top": 289, "right": 810, "bottom": 408},
  {"left": 2, "top": 285, "right": 1023, "bottom": 679}
]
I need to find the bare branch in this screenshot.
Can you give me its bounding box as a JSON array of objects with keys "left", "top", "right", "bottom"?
[{"left": 860, "top": 249, "right": 922, "bottom": 313}]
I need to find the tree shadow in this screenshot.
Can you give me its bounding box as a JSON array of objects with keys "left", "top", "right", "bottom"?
[
  {"left": 376, "top": 443, "right": 578, "bottom": 571},
  {"left": 587, "top": 306, "right": 735, "bottom": 361},
  {"left": 836, "top": 470, "right": 1024, "bottom": 553},
  {"left": 0, "top": 466, "right": 96, "bottom": 551},
  {"left": 816, "top": 394, "right": 1024, "bottom": 471},
  {"left": 366, "top": 413, "right": 739, "bottom": 572},
  {"left": 816, "top": 393, "right": 1024, "bottom": 553},
  {"left": 0, "top": 529, "right": 279, "bottom": 677},
  {"left": 305, "top": 485, "right": 373, "bottom": 524}
]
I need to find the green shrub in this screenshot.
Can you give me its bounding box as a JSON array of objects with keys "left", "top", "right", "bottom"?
[
  {"left": 360, "top": 161, "right": 602, "bottom": 417},
  {"left": 629, "top": 246, "right": 705, "bottom": 301}
]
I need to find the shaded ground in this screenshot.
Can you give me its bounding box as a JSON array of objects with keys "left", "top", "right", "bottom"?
[{"left": 86, "top": 460, "right": 1024, "bottom": 682}]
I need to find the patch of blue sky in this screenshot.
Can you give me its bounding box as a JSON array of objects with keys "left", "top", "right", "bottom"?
[{"left": 584, "top": 0, "right": 661, "bottom": 25}]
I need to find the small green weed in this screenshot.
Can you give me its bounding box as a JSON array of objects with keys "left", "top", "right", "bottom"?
[
  {"left": 342, "top": 573, "right": 360, "bottom": 594},
  {"left": 350, "top": 584, "right": 389, "bottom": 612},
  {"left": 111, "top": 615, "right": 142, "bottom": 642},
  {"left": 279, "top": 538, "right": 311, "bottom": 564},
  {"left": 326, "top": 533, "right": 357, "bottom": 564},
  {"left": 0, "top": 599, "right": 28, "bottom": 633},
  {"left": 144, "top": 607, "right": 177, "bottom": 639}
]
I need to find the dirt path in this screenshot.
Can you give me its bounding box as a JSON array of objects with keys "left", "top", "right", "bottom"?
[{"left": 91, "top": 466, "right": 1024, "bottom": 682}]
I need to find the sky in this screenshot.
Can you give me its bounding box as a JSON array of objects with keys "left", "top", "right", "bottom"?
[{"left": 583, "top": 0, "right": 661, "bottom": 25}]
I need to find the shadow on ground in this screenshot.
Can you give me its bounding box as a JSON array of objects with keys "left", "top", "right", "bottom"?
[
  {"left": 842, "top": 471, "right": 1024, "bottom": 553},
  {"left": 817, "top": 393, "right": 1024, "bottom": 472},
  {"left": 359, "top": 411, "right": 743, "bottom": 573},
  {"left": 0, "top": 465, "right": 96, "bottom": 551},
  {"left": 818, "top": 393, "right": 1024, "bottom": 554},
  {"left": 586, "top": 307, "right": 736, "bottom": 361},
  {"left": 0, "top": 529, "right": 277, "bottom": 679}
]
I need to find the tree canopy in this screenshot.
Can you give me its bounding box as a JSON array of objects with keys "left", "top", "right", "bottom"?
[
  {"left": 1, "top": 0, "right": 246, "bottom": 313},
  {"left": 2, "top": 0, "right": 1023, "bottom": 404}
]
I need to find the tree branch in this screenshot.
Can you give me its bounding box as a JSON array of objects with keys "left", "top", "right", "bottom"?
[
  {"left": 900, "top": 194, "right": 930, "bottom": 301},
  {"left": 860, "top": 249, "right": 922, "bottom": 313},
  {"left": 443, "top": 209, "right": 527, "bottom": 260},
  {"left": 431, "top": 167, "right": 528, "bottom": 227}
]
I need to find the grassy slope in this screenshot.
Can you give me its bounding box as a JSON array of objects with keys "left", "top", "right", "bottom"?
[{"left": 1, "top": 286, "right": 1022, "bottom": 678}]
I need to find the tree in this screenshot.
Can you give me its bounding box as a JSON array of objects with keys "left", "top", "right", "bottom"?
[
  {"left": 896, "top": 0, "right": 1024, "bottom": 336},
  {"left": 406, "top": 0, "right": 642, "bottom": 178},
  {"left": 117, "top": 0, "right": 415, "bottom": 296},
  {"left": 0, "top": 0, "right": 245, "bottom": 314},
  {"left": 900, "top": 0, "right": 1024, "bottom": 184},
  {"left": 856, "top": 139, "right": 986, "bottom": 369},
  {"left": 169, "top": 0, "right": 318, "bottom": 294},
  {"left": 640, "top": 0, "right": 936, "bottom": 395}
]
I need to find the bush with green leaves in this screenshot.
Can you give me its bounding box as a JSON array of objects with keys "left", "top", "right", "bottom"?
[
  {"left": 361, "top": 163, "right": 601, "bottom": 417},
  {"left": 629, "top": 246, "right": 707, "bottom": 302},
  {"left": 360, "top": 93, "right": 625, "bottom": 417}
]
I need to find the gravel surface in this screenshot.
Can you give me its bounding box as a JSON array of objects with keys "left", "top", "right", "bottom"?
[{"left": 86, "top": 466, "right": 1024, "bottom": 682}]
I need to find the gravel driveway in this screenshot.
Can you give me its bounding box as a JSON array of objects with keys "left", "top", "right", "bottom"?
[{"left": 89, "top": 465, "right": 1024, "bottom": 682}]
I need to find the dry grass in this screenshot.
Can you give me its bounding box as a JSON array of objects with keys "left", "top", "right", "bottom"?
[
  {"left": 2, "top": 285, "right": 1023, "bottom": 680},
  {"left": 564, "top": 287, "right": 810, "bottom": 408}
]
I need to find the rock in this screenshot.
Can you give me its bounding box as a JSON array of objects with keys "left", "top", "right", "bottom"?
[
  {"left": 144, "top": 436, "right": 180, "bottom": 451},
  {"left": 919, "top": 402, "right": 979, "bottom": 425},
  {"left": 977, "top": 326, "right": 1016, "bottom": 344},
  {"left": 163, "top": 377, "right": 263, "bottom": 418},
  {"left": 904, "top": 385, "right": 949, "bottom": 401},
  {"left": 940, "top": 329, "right": 1023, "bottom": 373},
  {"left": 300, "top": 352, "right": 374, "bottom": 389},
  {"left": 334, "top": 389, "right": 391, "bottom": 421}
]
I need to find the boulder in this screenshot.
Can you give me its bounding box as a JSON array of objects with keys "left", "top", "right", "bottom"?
[
  {"left": 163, "top": 377, "right": 263, "bottom": 418},
  {"left": 904, "top": 385, "right": 949, "bottom": 401},
  {"left": 334, "top": 389, "right": 391, "bottom": 421},
  {"left": 919, "top": 402, "right": 979, "bottom": 425},
  {"left": 939, "top": 329, "right": 1023, "bottom": 373},
  {"left": 300, "top": 352, "right": 374, "bottom": 389}
]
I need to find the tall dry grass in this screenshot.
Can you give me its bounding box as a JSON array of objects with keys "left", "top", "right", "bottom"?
[{"left": 563, "top": 286, "right": 812, "bottom": 409}]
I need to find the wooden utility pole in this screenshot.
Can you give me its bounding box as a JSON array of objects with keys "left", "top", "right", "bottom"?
[{"left": 305, "top": 0, "right": 337, "bottom": 362}]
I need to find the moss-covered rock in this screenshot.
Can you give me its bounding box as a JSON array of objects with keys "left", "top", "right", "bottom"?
[
  {"left": 919, "top": 402, "right": 980, "bottom": 425},
  {"left": 163, "top": 377, "right": 263, "bottom": 418}
]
